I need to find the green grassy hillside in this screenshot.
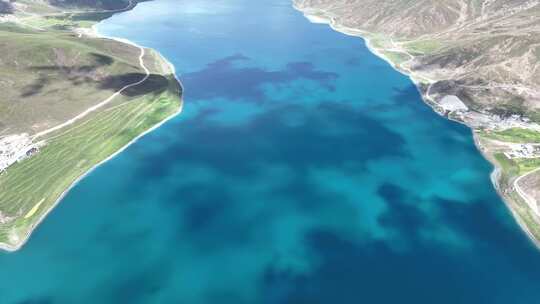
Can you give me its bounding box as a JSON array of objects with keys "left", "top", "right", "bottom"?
[
  {"left": 0, "top": 79, "right": 180, "bottom": 248},
  {"left": 0, "top": 2, "right": 182, "bottom": 250},
  {"left": 0, "top": 25, "right": 145, "bottom": 135}
]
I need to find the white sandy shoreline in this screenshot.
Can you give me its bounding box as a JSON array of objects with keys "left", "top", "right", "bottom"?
[
  {"left": 0, "top": 7, "right": 184, "bottom": 252},
  {"left": 292, "top": 5, "right": 415, "bottom": 79}
]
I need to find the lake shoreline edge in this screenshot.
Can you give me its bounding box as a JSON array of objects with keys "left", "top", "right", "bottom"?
[
  {"left": 0, "top": 2, "right": 184, "bottom": 253},
  {"left": 291, "top": 3, "right": 540, "bottom": 249}
]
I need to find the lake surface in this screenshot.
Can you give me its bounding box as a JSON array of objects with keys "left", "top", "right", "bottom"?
[{"left": 3, "top": 0, "right": 540, "bottom": 303}]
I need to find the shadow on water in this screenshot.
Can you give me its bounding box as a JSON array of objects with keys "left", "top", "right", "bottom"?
[
  {"left": 182, "top": 54, "right": 338, "bottom": 101},
  {"left": 4, "top": 0, "right": 540, "bottom": 303}
]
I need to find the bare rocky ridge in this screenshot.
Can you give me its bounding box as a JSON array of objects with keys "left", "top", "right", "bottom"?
[{"left": 294, "top": 0, "right": 540, "bottom": 122}]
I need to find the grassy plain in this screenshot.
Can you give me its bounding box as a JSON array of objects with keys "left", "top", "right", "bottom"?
[
  {"left": 0, "top": 25, "right": 144, "bottom": 135},
  {"left": 403, "top": 39, "right": 443, "bottom": 55},
  {"left": 0, "top": 3, "right": 182, "bottom": 250},
  {"left": 0, "top": 82, "right": 180, "bottom": 247},
  {"left": 486, "top": 128, "right": 540, "bottom": 144}
]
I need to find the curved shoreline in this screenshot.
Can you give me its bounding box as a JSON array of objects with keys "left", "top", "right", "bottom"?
[
  {"left": 478, "top": 134, "right": 540, "bottom": 249},
  {"left": 0, "top": 3, "right": 184, "bottom": 252},
  {"left": 292, "top": 3, "right": 540, "bottom": 249}
]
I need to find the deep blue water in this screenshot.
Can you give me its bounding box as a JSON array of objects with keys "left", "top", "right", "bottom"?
[{"left": 2, "top": 0, "right": 540, "bottom": 303}]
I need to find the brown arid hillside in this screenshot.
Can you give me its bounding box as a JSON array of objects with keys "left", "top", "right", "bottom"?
[
  {"left": 294, "top": 0, "right": 540, "bottom": 246},
  {"left": 295, "top": 0, "right": 540, "bottom": 121}
]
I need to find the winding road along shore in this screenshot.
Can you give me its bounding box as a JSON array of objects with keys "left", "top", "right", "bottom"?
[
  {"left": 33, "top": 46, "right": 150, "bottom": 140},
  {"left": 515, "top": 167, "right": 540, "bottom": 216},
  {"left": 0, "top": 1, "right": 184, "bottom": 252},
  {"left": 293, "top": 2, "right": 540, "bottom": 248}
]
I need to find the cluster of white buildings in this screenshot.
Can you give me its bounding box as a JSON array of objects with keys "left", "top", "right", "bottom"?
[
  {"left": 0, "top": 134, "right": 39, "bottom": 174},
  {"left": 504, "top": 143, "right": 540, "bottom": 159}
]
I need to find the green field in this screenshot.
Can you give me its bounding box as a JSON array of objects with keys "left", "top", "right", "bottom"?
[
  {"left": 485, "top": 128, "right": 540, "bottom": 143},
  {"left": 0, "top": 82, "right": 181, "bottom": 247},
  {"left": 493, "top": 152, "right": 540, "bottom": 177},
  {"left": 20, "top": 10, "right": 118, "bottom": 30},
  {"left": 491, "top": 151, "right": 540, "bottom": 242},
  {"left": 381, "top": 51, "right": 410, "bottom": 66},
  {"left": 22, "top": 15, "right": 94, "bottom": 29},
  {"left": 508, "top": 191, "right": 540, "bottom": 243},
  {"left": 515, "top": 158, "right": 540, "bottom": 174},
  {"left": 493, "top": 153, "right": 518, "bottom": 187},
  {"left": 0, "top": 24, "right": 146, "bottom": 135},
  {"left": 0, "top": 0, "right": 182, "bottom": 250},
  {"left": 403, "top": 39, "right": 443, "bottom": 55},
  {"left": 485, "top": 128, "right": 540, "bottom": 183}
]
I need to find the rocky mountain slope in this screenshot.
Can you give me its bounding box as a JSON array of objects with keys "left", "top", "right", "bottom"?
[
  {"left": 294, "top": 0, "right": 540, "bottom": 244},
  {"left": 295, "top": 0, "right": 540, "bottom": 122}
]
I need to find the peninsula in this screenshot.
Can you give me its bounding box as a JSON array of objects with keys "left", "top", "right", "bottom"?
[
  {"left": 0, "top": 0, "right": 182, "bottom": 251},
  {"left": 294, "top": 0, "right": 540, "bottom": 244}
]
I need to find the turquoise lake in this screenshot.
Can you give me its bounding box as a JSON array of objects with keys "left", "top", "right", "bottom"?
[{"left": 3, "top": 0, "right": 540, "bottom": 302}]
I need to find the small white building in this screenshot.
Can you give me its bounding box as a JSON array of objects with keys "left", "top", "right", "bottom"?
[
  {"left": 504, "top": 143, "right": 540, "bottom": 159},
  {"left": 0, "top": 134, "right": 39, "bottom": 173}
]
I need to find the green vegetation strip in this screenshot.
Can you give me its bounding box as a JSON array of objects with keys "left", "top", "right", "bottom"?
[
  {"left": 508, "top": 191, "right": 540, "bottom": 243},
  {"left": 381, "top": 51, "right": 410, "bottom": 66},
  {"left": 494, "top": 153, "right": 519, "bottom": 187},
  {"left": 494, "top": 152, "right": 540, "bottom": 178},
  {"left": 516, "top": 158, "right": 540, "bottom": 175},
  {"left": 22, "top": 11, "right": 114, "bottom": 30},
  {"left": 403, "top": 39, "right": 442, "bottom": 55},
  {"left": 0, "top": 89, "right": 180, "bottom": 246},
  {"left": 486, "top": 128, "right": 540, "bottom": 143}
]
